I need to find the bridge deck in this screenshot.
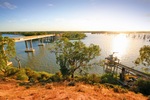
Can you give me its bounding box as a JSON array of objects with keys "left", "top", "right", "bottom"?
[
  {"left": 105, "top": 56, "right": 150, "bottom": 79},
  {"left": 118, "top": 63, "right": 150, "bottom": 79},
  {"left": 13, "top": 34, "right": 54, "bottom": 42}
]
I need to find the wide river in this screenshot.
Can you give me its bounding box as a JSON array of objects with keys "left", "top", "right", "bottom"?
[{"left": 2, "top": 33, "right": 150, "bottom": 74}]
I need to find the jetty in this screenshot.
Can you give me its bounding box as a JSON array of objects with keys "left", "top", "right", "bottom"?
[{"left": 105, "top": 53, "right": 150, "bottom": 85}]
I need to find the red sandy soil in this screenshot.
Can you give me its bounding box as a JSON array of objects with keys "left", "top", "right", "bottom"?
[{"left": 0, "top": 78, "right": 148, "bottom": 100}]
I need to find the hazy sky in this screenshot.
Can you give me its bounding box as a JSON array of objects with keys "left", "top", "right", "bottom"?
[{"left": 0, "top": 0, "right": 150, "bottom": 31}]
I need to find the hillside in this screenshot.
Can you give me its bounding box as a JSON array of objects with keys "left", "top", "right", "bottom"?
[{"left": 0, "top": 78, "right": 148, "bottom": 100}]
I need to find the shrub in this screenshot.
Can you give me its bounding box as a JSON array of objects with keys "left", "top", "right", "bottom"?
[
  {"left": 135, "top": 79, "right": 150, "bottom": 95},
  {"left": 4, "top": 67, "right": 19, "bottom": 77},
  {"left": 23, "top": 68, "right": 53, "bottom": 82},
  {"left": 16, "top": 69, "right": 28, "bottom": 81},
  {"left": 77, "top": 74, "right": 101, "bottom": 84},
  {"left": 38, "top": 71, "right": 53, "bottom": 82},
  {"left": 25, "top": 68, "right": 41, "bottom": 82},
  {"left": 100, "top": 73, "right": 119, "bottom": 85},
  {"left": 49, "top": 72, "right": 62, "bottom": 82}
]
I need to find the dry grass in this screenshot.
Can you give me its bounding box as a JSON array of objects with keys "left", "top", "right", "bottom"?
[{"left": 0, "top": 78, "right": 148, "bottom": 100}]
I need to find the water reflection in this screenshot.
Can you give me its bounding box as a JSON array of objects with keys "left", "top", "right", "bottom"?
[
  {"left": 112, "top": 34, "right": 129, "bottom": 59},
  {"left": 2, "top": 33, "right": 150, "bottom": 73}
]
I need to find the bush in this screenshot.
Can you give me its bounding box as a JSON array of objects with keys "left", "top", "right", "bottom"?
[
  {"left": 4, "top": 67, "right": 19, "bottom": 77},
  {"left": 77, "top": 74, "right": 101, "bottom": 84},
  {"left": 16, "top": 69, "right": 28, "bottom": 81},
  {"left": 135, "top": 79, "right": 150, "bottom": 95},
  {"left": 25, "top": 68, "right": 40, "bottom": 82},
  {"left": 49, "top": 72, "right": 62, "bottom": 82},
  {"left": 100, "top": 73, "right": 119, "bottom": 85},
  {"left": 38, "top": 71, "right": 53, "bottom": 82},
  {"left": 2, "top": 67, "right": 55, "bottom": 82}
]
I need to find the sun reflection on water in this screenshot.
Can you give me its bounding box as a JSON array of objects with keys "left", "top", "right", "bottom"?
[{"left": 112, "top": 34, "right": 129, "bottom": 59}]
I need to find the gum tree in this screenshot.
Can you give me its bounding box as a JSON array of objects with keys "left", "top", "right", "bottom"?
[
  {"left": 53, "top": 38, "right": 100, "bottom": 78},
  {"left": 0, "top": 36, "right": 16, "bottom": 73},
  {"left": 135, "top": 45, "right": 150, "bottom": 67}
]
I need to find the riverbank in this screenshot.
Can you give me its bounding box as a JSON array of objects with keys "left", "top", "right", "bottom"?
[{"left": 0, "top": 78, "right": 148, "bottom": 100}]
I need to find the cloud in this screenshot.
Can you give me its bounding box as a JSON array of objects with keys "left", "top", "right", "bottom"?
[
  {"left": 0, "top": 2, "right": 17, "bottom": 9},
  {"left": 48, "top": 3, "right": 53, "bottom": 7}
]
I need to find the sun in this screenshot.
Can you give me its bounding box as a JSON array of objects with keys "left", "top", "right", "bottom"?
[{"left": 112, "top": 33, "right": 129, "bottom": 59}]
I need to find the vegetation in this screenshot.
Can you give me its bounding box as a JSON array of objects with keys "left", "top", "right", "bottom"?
[
  {"left": 2, "top": 65, "right": 150, "bottom": 96},
  {"left": 1, "top": 32, "right": 150, "bottom": 97},
  {"left": 135, "top": 45, "right": 150, "bottom": 66},
  {"left": 3, "top": 66, "right": 54, "bottom": 82},
  {"left": 1, "top": 31, "right": 86, "bottom": 37},
  {"left": 0, "top": 36, "right": 16, "bottom": 73},
  {"left": 77, "top": 74, "right": 101, "bottom": 84},
  {"left": 100, "top": 73, "right": 119, "bottom": 85},
  {"left": 1, "top": 31, "right": 55, "bottom": 36},
  {"left": 62, "top": 32, "right": 86, "bottom": 40},
  {"left": 53, "top": 37, "right": 100, "bottom": 79},
  {"left": 131, "top": 79, "right": 150, "bottom": 95}
]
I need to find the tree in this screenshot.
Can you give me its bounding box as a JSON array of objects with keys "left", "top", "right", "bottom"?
[
  {"left": 54, "top": 37, "right": 100, "bottom": 78},
  {"left": 135, "top": 45, "right": 150, "bottom": 66},
  {"left": 62, "top": 32, "right": 86, "bottom": 40},
  {"left": 0, "top": 36, "right": 16, "bottom": 73}
]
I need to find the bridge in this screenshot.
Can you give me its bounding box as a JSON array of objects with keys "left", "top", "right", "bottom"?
[
  {"left": 13, "top": 34, "right": 54, "bottom": 42},
  {"left": 13, "top": 34, "right": 55, "bottom": 52}
]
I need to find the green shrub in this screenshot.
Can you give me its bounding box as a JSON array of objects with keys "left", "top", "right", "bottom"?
[
  {"left": 135, "top": 79, "right": 150, "bottom": 95},
  {"left": 49, "top": 72, "right": 62, "bottom": 82},
  {"left": 25, "top": 68, "right": 41, "bottom": 82},
  {"left": 38, "top": 71, "right": 52, "bottom": 82},
  {"left": 4, "top": 67, "right": 19, "bottom": 77},
  {"left": 77, "top": 74, "right": 100, "bottom": 84},
  {"left": 25, "top": 68, "right": 53, "bottom": 82},
  {"left": 16, "top": 69, "right": 28, "bottom": 81},
  {"left": 25, "top": 68, "right": 35, "bottom": 77},
  {"left": 100, "top": 73, "right": 119, "bottom": 85}
]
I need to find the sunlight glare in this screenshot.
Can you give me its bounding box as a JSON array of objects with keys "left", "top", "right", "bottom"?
[{"left": 112, "top": 34, "right": 129, "bottom": 59}]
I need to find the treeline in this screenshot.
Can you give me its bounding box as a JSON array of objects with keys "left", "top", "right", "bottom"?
[
  {"left": 0, "top": 31, "right": 58, "bottom": 36},
  {"left": 1, "top": 31, "right": 87, "bottom": 38},
  {"left": 62, "top": 32, "right": 86, "bottom": 40}
]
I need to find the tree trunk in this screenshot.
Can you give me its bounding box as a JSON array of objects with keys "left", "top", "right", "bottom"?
[
  {"left": 15, "top": 57, "right": 21, "bottom": 69},
  {"left": 71, "top": 71, "right": 75, "bottom": 79}
]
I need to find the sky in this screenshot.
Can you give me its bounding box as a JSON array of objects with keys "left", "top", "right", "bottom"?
[{"left": 0, "top": 0, "right": 150, "bottom": 31}]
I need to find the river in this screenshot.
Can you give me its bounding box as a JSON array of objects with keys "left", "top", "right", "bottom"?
[{"left": 2, "top": 33, "right": 150, "bottom": 74}]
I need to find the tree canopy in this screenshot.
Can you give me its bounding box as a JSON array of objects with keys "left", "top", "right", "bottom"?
[
  {"left": 53, "top": 38, "right": 100, "bottom": 78},
  {"left": 135, "top": 45, "right": 150, "bottom": 66},
  {"left": 0, "top": 36, "right": 16, "bottom": 72},
  {"left": 62, "top": 32, "right": 86, "bottom": 40}
]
